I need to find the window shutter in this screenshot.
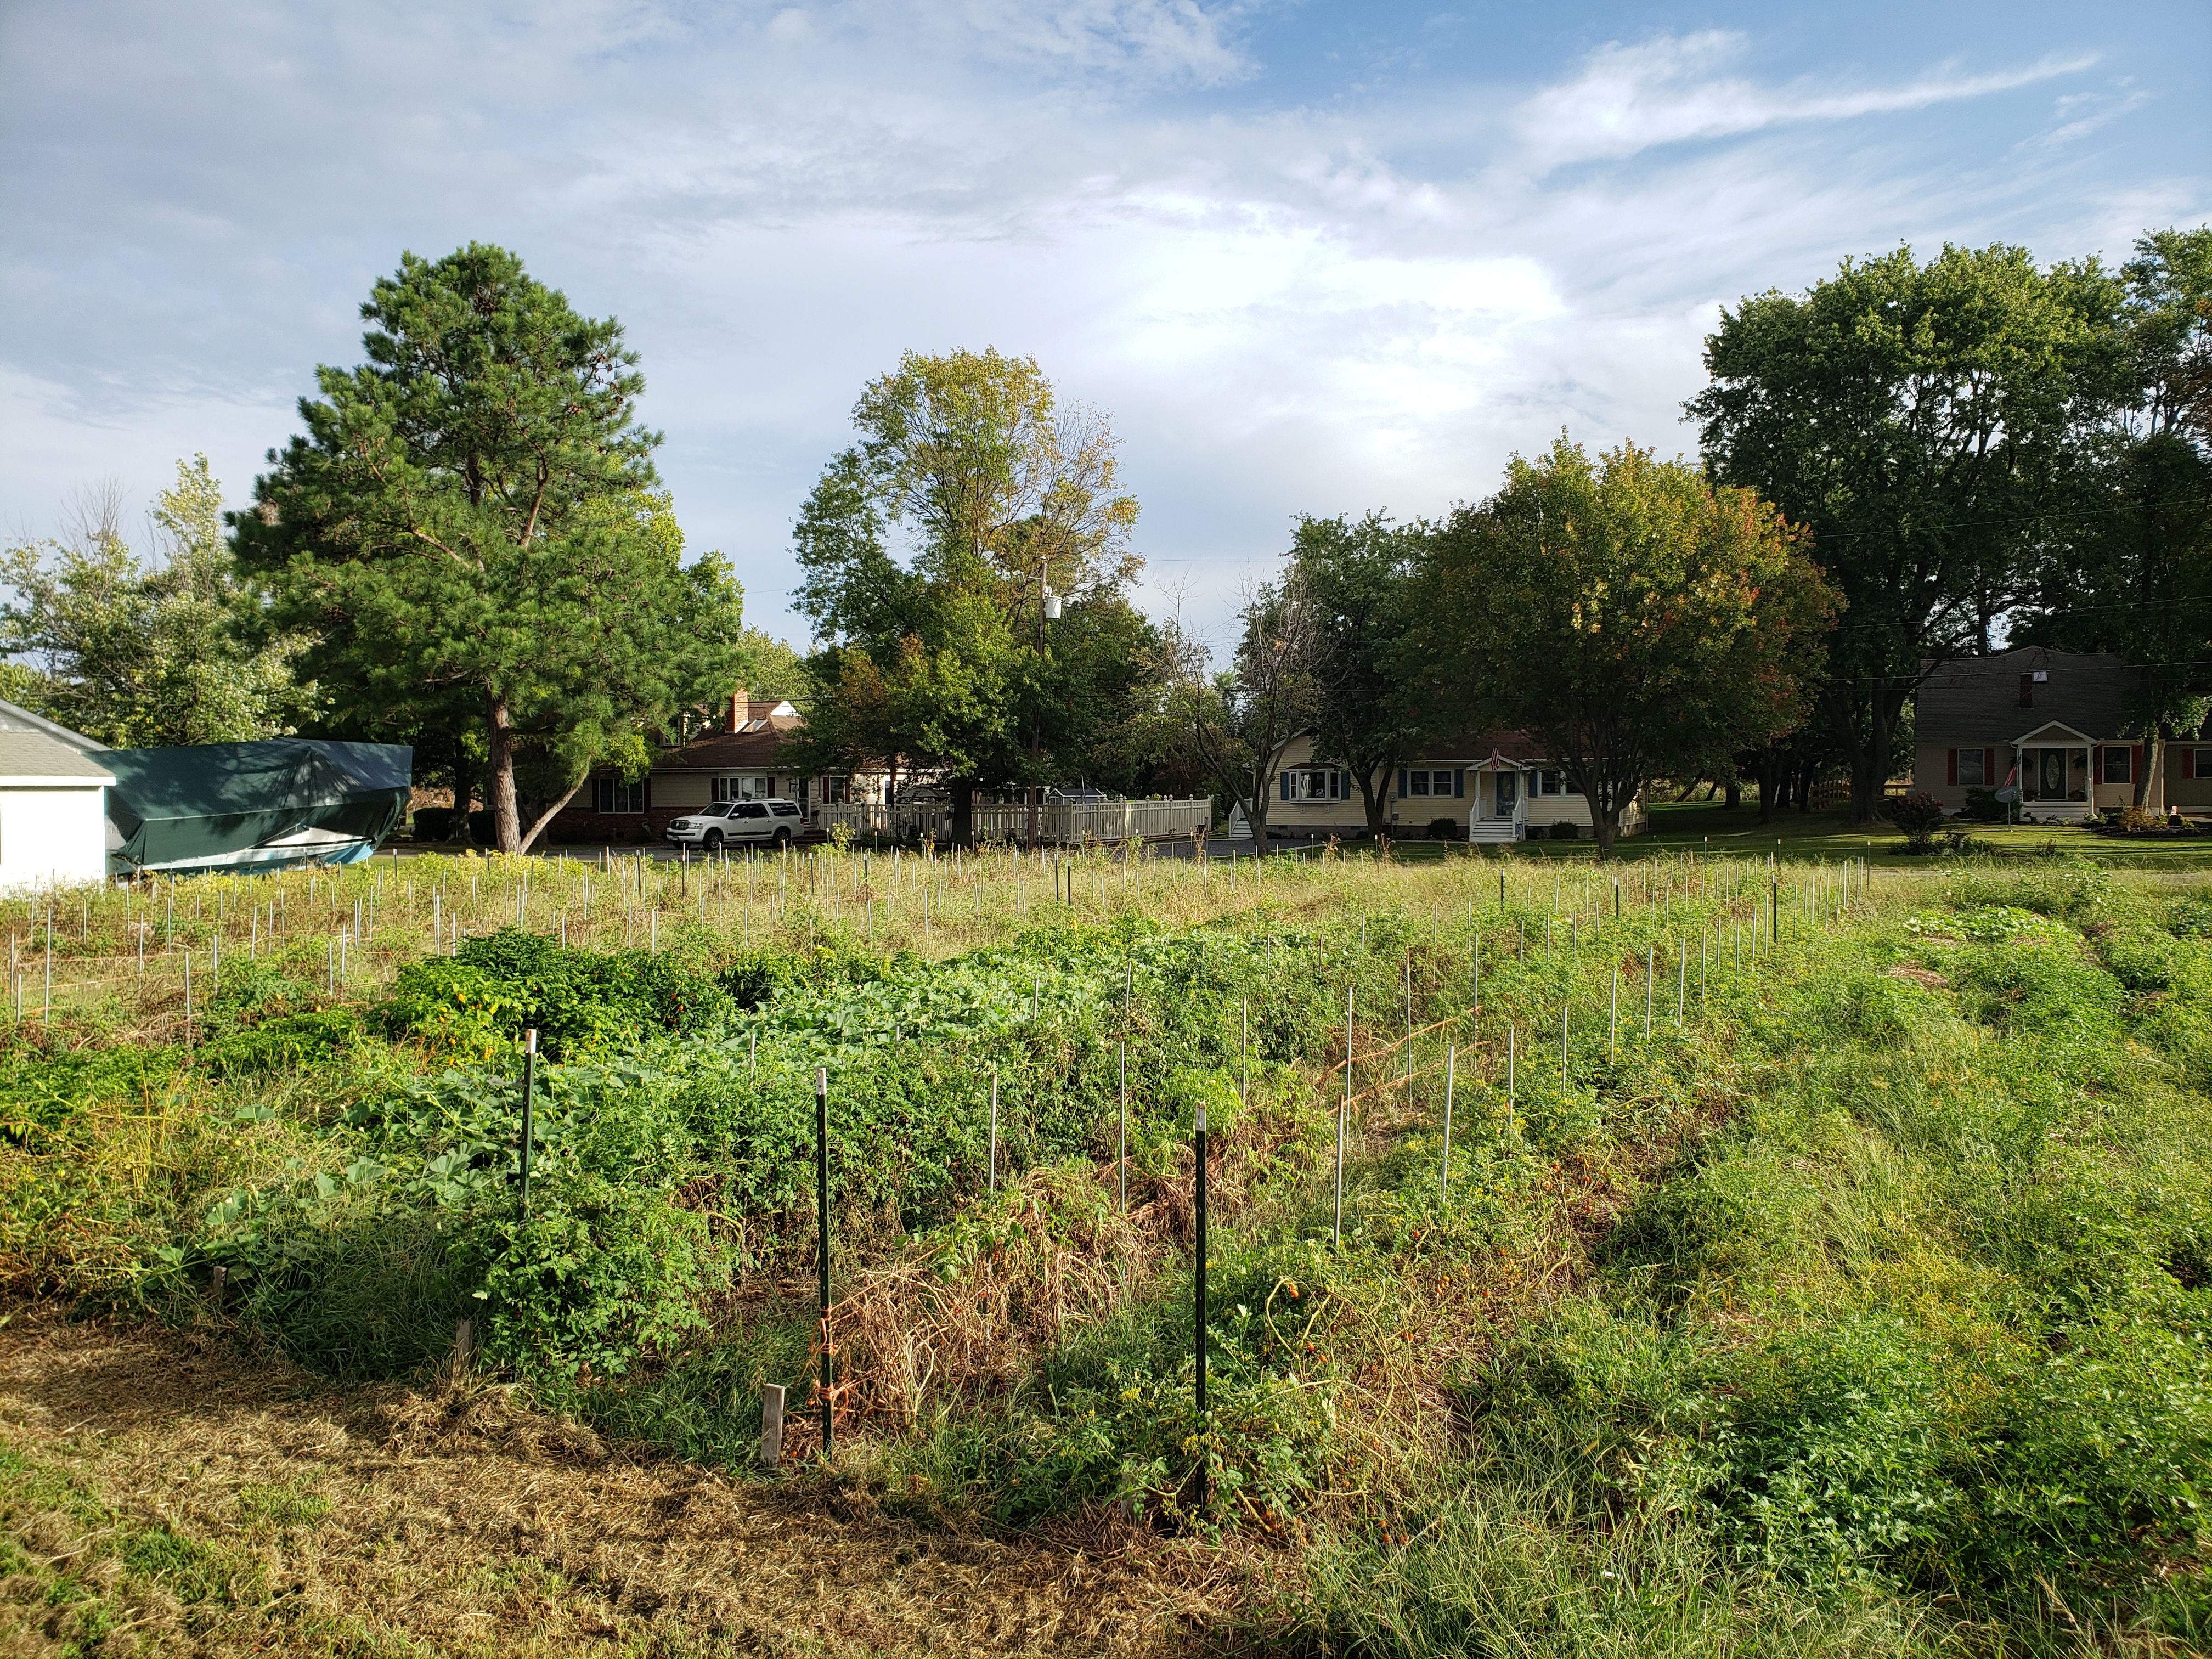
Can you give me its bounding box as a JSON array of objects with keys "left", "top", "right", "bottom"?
[
  {"left": 1397, "top": 767, "right": 1409, "bottom": 798},
  {"left": 1454, "top": 769, "right": 1465, "bottom": 799},
  {"left": 2135, "top": 744, "right": 2145, "bottom": 785},
  {"left": 1280, "top": 772, "right": 1291, "bottom": 802},
  {"left": 1337, "top": 770, "right": 1348, "bottom": 800},
  {"left": 1946, "top": 749, "right": 1958, "bottom": 786},
  {"left": 1983, "top": 748, "right": 1994, "bottom": 783},
  {"left": 2186, "top": 749, "right": 2197, "bottom": 781}
]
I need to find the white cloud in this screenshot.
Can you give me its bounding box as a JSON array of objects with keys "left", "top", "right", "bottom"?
[
  {"left": 0, "top": 5, "right": 2195, "bottom": 648},
  {"left": 1514, "top": 31, "right": 2095, "bottom": 172}
]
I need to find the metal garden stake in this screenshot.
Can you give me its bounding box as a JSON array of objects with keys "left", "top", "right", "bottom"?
[
  {"left": 1194, "top": 1101, "right": 1209, "bottom": 1427},
  {"left": 1440, "top": 1045, "right": 1455, "bottom": 1199},
  {"left": 816, "top": 1066, "right": 832, "bottom": 1464},
  {"left": 518, "top": 1029, "right": 537, "bottom": 1215}
]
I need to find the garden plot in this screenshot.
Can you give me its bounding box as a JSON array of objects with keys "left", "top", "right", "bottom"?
[{"left": 3, "top": 847, "right": 2210, "bottom": 1656}]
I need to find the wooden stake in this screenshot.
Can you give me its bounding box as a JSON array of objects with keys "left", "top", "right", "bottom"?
[{"left": 759, "top": 1381, "right": 786, "bottom": 1470}]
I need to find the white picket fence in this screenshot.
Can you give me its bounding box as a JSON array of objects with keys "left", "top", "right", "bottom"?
[{"left": 817, "top": 798, "right": 1214, "bottom": 845}]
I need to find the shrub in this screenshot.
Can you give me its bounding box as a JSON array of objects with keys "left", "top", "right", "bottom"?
[
  {"left": 1425, "top": 817, "right": 1460, "bottom": 842},
  {"left": 1961, "top": 786, "right": 2007, "bottom": 822},
  {"left": 1548, "top": 820, "right": 1581, "bottom": 840},
  {"left": 376, "top": 928, "right": 735, "bottom": 1059},
  {"left": 1888, "top": 792, "right": 1946, "bottom": 854}
]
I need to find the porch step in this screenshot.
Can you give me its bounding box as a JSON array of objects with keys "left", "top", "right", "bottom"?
[{"left": 1466, "top": 819, "right": 1522, "bottom": 843}]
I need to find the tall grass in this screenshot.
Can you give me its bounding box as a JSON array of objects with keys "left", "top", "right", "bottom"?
[{"left": 6, "top": 845, "right": 2212, "bottom": 1651}]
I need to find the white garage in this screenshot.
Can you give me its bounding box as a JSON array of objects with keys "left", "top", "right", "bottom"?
[{"left": 0, "top": 716, "right": 114, "bottom": 894}]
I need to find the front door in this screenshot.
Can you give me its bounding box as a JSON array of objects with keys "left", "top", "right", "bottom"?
[
  {"left": 2039, "top": 750, "right": 2066, "bottom": 799},
  {"left": 1491, "top": 770, "right": 1518, "bottom": 819}
]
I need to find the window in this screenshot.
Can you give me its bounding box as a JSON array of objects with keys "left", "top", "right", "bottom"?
[
  {"left": 2197, "top": 750, "right": 2212, "bottom": 780},
  {"left": 733, "top": 802, "right": 769, "bottom": 819},
  {"left": 594, "top": 777, "right": 646, "bottom": 814},
  {"left": 1280, "top": 768, "right": 1346, "bottom": 802},
  {"left": 770, "top": 803, "right": 800, "bottom": 817},
  {"left": 2102, "top": 746, "right": 2132, "bottom": 785},
  {"left": 1525, "top": 769, "right": 1569, "bottom": 797},
  {"left": 1957, "top": 749, "right": 1987, "bottom": 787},
  {"left": 711, "top": 775, "right": 769, "bottom": 803},
  {"left": 1403, "top": 768, "right": 1460, "bottom": 798}
]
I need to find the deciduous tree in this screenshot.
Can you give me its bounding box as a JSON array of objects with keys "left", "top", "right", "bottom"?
[
  {"left": 1419, "top": 438, "right": 1837, "bottom": 857},
  {"left": 788, "top": 349, "right": 1144, "bottom": 844},
  {"left": 0, "top": 456, "right": 315, "bottom": 746},
  {"left": 1288, "top": 511, "right": 1429, "bottom": 834},
  {"left": 1688, "top": 242, "right": 2120, "bottom": 823},
  {"left": 1162, "top": 580, "right": 1323, "bottom": 844}
]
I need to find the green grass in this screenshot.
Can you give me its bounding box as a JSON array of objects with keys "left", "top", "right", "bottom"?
[{"left": 1644, "top": 798, "right": 2212, "bottom": 866}]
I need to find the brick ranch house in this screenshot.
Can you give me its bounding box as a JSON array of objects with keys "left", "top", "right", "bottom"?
[{"left": 550, "top": 690, "right": 878, "bottom": 844}]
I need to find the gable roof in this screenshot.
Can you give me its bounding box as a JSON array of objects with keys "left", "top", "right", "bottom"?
[
  {"left": 0, "top": 698, "right": 106, "bottom": 754},
  {"left": 1916, "top": 648, "right": 2137, "bottom": 744},
  {"left": 655, "top": 724, "right": 793, "bottom": 772},
  {"left": 0, "top": 731, "right": 114, "bottom": 783}
]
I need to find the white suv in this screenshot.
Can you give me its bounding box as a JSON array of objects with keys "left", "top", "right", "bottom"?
[{"left": 665, "top": 799, "right": 803, "bottom": 850}]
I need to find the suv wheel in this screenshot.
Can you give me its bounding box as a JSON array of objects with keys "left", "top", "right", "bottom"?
[
  {"left": 772, "top": 827, "right": 792, "bottom": 847},
  {"left": 704, "top": 830, "right": 724, "bottom": 851}
]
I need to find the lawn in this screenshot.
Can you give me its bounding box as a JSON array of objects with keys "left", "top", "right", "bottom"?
[{"left": 3, "top": 845, "right": 2210, "bottom": 1656}]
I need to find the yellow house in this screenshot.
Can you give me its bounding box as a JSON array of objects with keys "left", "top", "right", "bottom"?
[{"left": 1256, "top": 732, "right": 1646, "bottom": 843}]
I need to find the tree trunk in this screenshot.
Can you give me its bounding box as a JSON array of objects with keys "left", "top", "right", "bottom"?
[
  {"left": 1793, "top": 764, "right": 1814, "bottom": 812},
  {"left": 487, "top": 696, "right": 523, "bottom": 853},
  {"left": 2138, "top": 735, "right": 2160, "bottom": 809},
  {"left": 1723, "top": 778, "right": 1741, "bottom": 811},
  {"left": 1353, "top": 765, "right": 1390, "bottom": 835},
  {"left": 449, "top": 730, "right": 475, "bottom": 845},
  {"left": 1589, "top": 791, "right": 1619, "bottom": 860},
  {"left": 1243, "top": 768, "right": 1271, "bottom": 843},
  {"left": 950, "top": 778, "right": 977, "bottom": 848},
  {"left": 520, "top": 770, "right": 592, "bottom": 854},
  {"left": 1756, "top": 747, "right": 1782, "bottom": 826}
]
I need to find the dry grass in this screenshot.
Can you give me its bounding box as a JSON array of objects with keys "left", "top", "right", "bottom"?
[{"left": 0, "top": 1302, "right": 1251, "bottom": 1656}]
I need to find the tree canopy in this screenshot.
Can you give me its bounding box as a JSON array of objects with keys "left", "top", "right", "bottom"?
[
  {"left": 1418, "top": 438, "right": 1837, "bottom": 856},
  {"left": 1689, "top": 242, "right": 2120, "bottom": 823},
  {"left": 787, "top": 348, "right": 1149, "bottom": 844},
  {"left": 234, "top": 243, "right": 747, "bottom": 851},
  {"left": 1288, "top": 511, "right": 1430, "bottom": 834},
  {"left": 0, "top": 456, "right": 315, "bottom": 747}
]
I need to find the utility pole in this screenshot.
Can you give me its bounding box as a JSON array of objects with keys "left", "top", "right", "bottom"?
[{"left": 1024, "top": 557, "right": 1064, "bottom": 852}]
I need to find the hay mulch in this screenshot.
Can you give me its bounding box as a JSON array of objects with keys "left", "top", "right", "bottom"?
[{"left": 0, "top": 1303, "right": 1245, "bottom": 1656}]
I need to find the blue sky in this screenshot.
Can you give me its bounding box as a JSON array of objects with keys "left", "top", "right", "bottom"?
[{"left": 2, "top": 1, "right": 2205, "bottom": 652}]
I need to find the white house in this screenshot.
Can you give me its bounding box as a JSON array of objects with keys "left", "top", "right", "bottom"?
[
  {"left": 0, "top": 713, "right": 114, "bottom": 890},
  {"left": 1256, "top": 731, "right": 1647, "bottom": 843}
]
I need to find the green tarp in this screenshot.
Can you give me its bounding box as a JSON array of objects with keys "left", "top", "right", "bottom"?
[{"left": 104, "top": 741, "right": 412, "bottom": 876}]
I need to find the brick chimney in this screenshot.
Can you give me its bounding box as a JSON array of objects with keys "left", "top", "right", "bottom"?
[{"left": 728, "top": 686, "right": 748, "bottom": 731}]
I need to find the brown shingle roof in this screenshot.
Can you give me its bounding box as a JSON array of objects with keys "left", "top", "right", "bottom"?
[
  {"left": 1915, "top": 648, "right": 2137, "bottom": 745},
  {"left": 656, "top": 726, "right": 794, "bottom": 771}
]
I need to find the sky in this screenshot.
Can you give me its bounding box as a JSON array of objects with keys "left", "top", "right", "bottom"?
[{"left": 2, "top": 0, "right": 2206, "bottom": 654}]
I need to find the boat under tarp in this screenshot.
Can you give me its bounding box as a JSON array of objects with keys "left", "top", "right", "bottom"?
[{"left": 105, "top": 740, "right": 413, "bottom": 876}]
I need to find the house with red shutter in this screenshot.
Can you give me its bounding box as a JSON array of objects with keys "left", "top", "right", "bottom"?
[{"left": 1911, "top": 647, "right": 2194, "bottom": 821}]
